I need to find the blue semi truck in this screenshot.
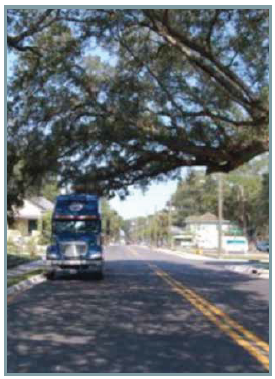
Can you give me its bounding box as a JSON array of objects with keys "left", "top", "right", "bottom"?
[{"left": 46, "top": 193, "right": 104, "bottom": 280}]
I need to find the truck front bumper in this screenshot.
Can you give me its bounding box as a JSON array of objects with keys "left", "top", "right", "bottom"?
[{"left": 46, "top": 258, "right": 103, "bottom": 272}]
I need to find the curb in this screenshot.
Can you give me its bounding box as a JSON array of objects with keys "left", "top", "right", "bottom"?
[
  {"left": 7, "top": 273, "right": 47, "bottom": 297},
  {"left": 226, "top": 265, "right": 269, "bottom": 279}
]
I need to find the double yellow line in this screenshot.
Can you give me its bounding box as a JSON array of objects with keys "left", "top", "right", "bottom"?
[{"left": 129, "top": 249, "right": 269, "bottom": 371}]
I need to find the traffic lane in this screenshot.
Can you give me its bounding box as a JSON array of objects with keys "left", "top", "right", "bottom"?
[
  {"left": 7, "top": 246, "right": 266, "bottom": 373},
  {"left": 131, "top": 245, "right": 269, "bottom": 344}
]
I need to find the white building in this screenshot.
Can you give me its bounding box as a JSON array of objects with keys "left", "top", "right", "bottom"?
[
  {"left": 9, "top": 197, "right": 54, "bottom": 236},
  {"left": 184, "top": 213, "right": 231, "bottom": 249}
]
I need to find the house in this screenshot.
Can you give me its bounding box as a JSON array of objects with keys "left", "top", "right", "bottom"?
[
  {"left": 10, "top": 197, "right": 54, "bottom": 236},
  {"left": 169, "top": 213, "right": 247, "bottom": 251},
  {"left": 183, "top": 212, "right": 232, "bottom": 249},
  {"left": 185, "top": 212, "right": 231, "bottom": 234}
]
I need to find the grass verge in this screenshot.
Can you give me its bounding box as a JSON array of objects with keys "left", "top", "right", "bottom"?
[
  {"left": 253, "top": 262, "right": 269, "bottom": 270},
  {"left": 7, "top": 269, "right": 46, "bottom": 288}
]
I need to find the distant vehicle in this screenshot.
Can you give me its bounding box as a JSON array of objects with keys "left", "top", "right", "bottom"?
[
  {"left": 46, "top": 193, "right": 104, "bottom": 280},
  {"left": 256, "top": 240, "right": 269, "bottom": 252}
]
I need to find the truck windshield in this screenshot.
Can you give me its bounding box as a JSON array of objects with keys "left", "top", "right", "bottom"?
[{"left": 53, "top": 220, "right": 100, "bottom": 234}]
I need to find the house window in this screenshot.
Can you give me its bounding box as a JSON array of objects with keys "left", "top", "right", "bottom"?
[{"left": 28, "top": 220, "right": 38, "bottom": 235}]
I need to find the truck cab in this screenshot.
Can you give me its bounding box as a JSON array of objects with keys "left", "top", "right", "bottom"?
[{"left": 46, "top": 194, "right": 104, "bottom": 280}]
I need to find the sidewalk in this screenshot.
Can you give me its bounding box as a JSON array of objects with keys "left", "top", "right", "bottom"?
[
  {"left": 156, "top": 247, "right": 218, "bottom": 261},
  {"left": 148, "top": 246, "right": 248, "bottom": 262},
  {"left": 7, "top": 258, "right": 45, "bottom": 278}
]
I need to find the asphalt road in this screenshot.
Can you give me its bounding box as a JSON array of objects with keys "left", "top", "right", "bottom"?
[{"left": 7, "top": 245, "right": 269, "bottom": 374}]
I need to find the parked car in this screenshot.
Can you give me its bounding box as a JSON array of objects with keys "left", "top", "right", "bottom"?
[{"left": 256, "top": 240, "right": 269, "bottom": 252}]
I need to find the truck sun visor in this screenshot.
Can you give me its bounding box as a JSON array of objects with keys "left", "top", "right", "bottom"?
[{"left": 54, "top": 196, "right": 100, "bottom": 218}]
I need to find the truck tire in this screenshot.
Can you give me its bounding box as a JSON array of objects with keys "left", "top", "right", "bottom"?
[
  {"left": 94, "top": 270, "right": 104, "bottom": 280},
  {"left": 46, "top": 270, "right": 56, "bottom": 280}
]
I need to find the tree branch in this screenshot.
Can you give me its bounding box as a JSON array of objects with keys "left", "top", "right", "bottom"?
[
  {"left": 7, "top": 10, "right": 58, "bottom": 52},
  {"left": 143, "top": 10, "right": 256, "bottom": 106}
]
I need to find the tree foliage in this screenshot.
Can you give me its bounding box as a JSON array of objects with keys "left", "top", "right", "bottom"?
[
  {"left": 171, "top": 170, "right": 218, "bottom": 224},
  {"left": 101, "top": 198, "right": 124, "bottom": 241},
  {"left": 7, "top": 9, "right": 269, "bottom": 214},
  {"left": 170, "top": 154, "right": 269, "bottom": 238}
]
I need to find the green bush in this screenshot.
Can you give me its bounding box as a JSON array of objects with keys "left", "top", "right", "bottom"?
[
  {"left": 38, "top": 211, "right": 52, "bottom": 245},
  {"left": 38, "top": 231, "right": 51, "bottom": 245},
  {"left": 25, "top": 237, "right": 37, "bottom": 257},
  {"left": 7, "top": 238, "right": 19, "bottom": 254}
]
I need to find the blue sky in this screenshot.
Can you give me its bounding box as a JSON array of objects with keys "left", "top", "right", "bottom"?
[{"left": 109, "top": 180, "right": 179, "bottom": 219}]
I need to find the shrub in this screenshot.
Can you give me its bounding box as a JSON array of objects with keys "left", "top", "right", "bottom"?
[
  {"left": 7, "top": 238, "right": 19, "bottom": 254},
  {"left": 25, "top": 237, "right": 37, "bottom": 257},
  {"left": 38, "top": 211, "right": 52, "bottom": 245}
]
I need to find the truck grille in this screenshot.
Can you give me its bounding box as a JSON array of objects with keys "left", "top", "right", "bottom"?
[{"left": 60, "top": 242, "right": 87, "bottom": 259}]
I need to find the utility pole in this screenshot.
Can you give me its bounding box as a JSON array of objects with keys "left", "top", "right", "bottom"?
[
  {"left": 168, "top": 202, "right": 173, "bottom": 249},
  {"left": 218, "top": 174, "right": 223, "bottom": 258},
  {"left": 238, "top": 184, "right": 247, "bottom": 237}
]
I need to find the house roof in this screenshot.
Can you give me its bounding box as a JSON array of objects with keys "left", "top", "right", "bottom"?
[
  {"left": 14, "top": 197, "right": 54, "bottom": 220},
  {"left": 29, "top": 197, "right": 54, "bottom": 211},
  {"left": 185, "top": 212, "right": 230, "bottom": 224},
  {"left": 14, "top": 200, "right": 42, "bottom": 220}
]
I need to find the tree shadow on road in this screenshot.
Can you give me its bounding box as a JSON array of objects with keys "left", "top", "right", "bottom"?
[{"left": 7, "top": 258, "right": 269, "bottom": 374}]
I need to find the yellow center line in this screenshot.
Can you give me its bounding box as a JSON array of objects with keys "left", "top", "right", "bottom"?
[
  {"left": 154, "top": 267, "right": 269, "bottom": 371},
  {"left": 155, "top": 266, "right": 269, "bottom": 354},
  {"left": 129, "top": 248, "right": 269, "bottom": 372}
]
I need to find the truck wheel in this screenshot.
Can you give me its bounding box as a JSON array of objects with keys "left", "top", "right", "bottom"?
[
  {"left": 94, "top": 270, "right": 104, "bottom": 280},
  {"left": 46, "top": 271, "right": 55, "bottom": 280}
]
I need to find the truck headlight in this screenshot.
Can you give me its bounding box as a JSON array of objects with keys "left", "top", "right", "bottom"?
[
  {"left": 87, "top": 249, "right": 102, "bottom": 259},
  {"left": 46, "top": 245, "right": 59, "bottom": 259}
]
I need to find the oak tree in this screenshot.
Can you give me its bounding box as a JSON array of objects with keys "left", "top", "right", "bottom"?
[{"left": 7, "top": 9, "right": 269, "bottom": 214}]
